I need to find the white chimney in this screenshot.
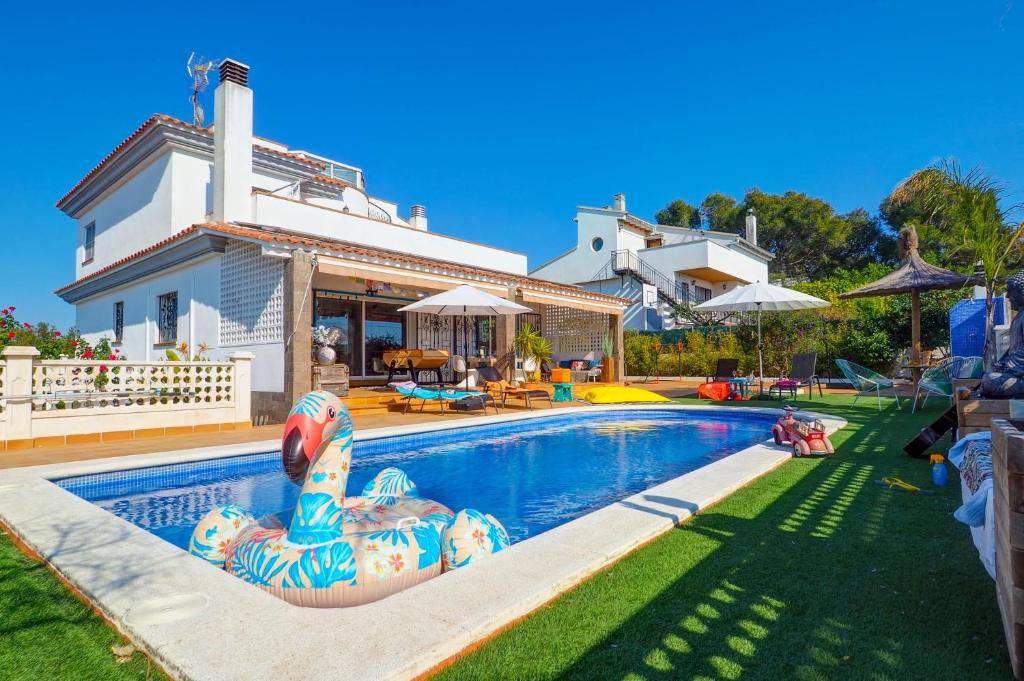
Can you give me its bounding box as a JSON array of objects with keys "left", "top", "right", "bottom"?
[
  {"left": 409, "top": 204, "right": 428, "bottom": 230},
  {"left": 613, "top": 193, "right": 626, "bottom": 213},
  {"left": 213, "top": 59, "right": 253, "bottom": 223},
  {"left": 745, "top": 209, "right": 757, "bottom": 245}
]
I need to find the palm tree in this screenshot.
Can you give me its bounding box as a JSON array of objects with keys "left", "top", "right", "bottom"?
[{"left": 888, "top": 160, "right": 1024, "bottom": 369}]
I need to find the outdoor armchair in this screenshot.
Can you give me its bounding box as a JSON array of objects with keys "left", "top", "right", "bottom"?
[
  {"left": 706, "top": 358, "right": 739, "bottom": 383},
  {"left": 768, "top": 352, "right": 824, "bottom": 400},
  {"left": 835, "top": 359, "right": 901, "bottom": 412},
  {"left": 913, "top": 355, "right": 983, "bottom": 413}
]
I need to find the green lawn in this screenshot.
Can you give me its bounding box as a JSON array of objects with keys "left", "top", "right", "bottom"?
[
  {"left": 437, "top": 395, "right": 1010, "bottom": 680},
  {"left": 0, "top": 532, "right": 166, "bottom": 679},
  {"left": 0, "top": 396, "right": 1009, "bottom": 679}
]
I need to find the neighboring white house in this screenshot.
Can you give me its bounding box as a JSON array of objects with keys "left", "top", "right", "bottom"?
[
  {"left": 530, "top": 194, "right": 773, "bottom": 330},
  {"left": 55, "top": 59, "right": 628, "bottom": 422}
]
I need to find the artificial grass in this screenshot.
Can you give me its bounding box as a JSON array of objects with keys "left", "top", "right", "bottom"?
[
  {"left": 0, "top": 396, "right": 1008, "bottom": 679},
  {"left": 436, "top": 395, "right": 1010, "bottom": 680},
  {"left": 0, "top": 531, "right": 166, "bottom": 680}
]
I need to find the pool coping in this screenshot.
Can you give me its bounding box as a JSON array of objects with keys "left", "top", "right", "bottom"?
[{"left": 0, "top": 404, "right": 845, "bottom": 681}]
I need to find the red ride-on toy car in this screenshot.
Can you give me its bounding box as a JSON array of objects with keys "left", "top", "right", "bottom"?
[{"left": 772, "top": 405, "right": 834, "bottom": 457}]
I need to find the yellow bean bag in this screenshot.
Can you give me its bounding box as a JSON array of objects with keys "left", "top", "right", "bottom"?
[{"left": 580, "top": 386, "right": 671, "bottom": 404}]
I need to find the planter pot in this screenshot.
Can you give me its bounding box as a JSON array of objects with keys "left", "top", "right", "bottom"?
[
  {"left": 314, "top": 346, "right": 337, "bottom": 366},
  {"left": 601, "top": 356, "right": 614, "bottom": 383}
]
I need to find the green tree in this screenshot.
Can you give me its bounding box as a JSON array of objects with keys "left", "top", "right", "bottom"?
[
  {"left": 655, "top": 199, "right": 702, "bottom": 228},
  {"left": 724, "top": 189, "right": 855, "bottom": 283},
  {"left": 887, "top": 160, "right": 1024, "bottom": 368},
  {"left": 699, "top": 193, "right": 740, "bottom": 231},
  {"left": 834, "top": 208, "right": 898, "bottom": 268}
]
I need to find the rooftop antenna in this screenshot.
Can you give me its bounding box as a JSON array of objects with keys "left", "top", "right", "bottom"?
[{"left": 186, "top": 52, "right": 216, "bottom": 127}]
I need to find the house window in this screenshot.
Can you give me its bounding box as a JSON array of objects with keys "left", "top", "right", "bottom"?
[
  {"left": 591, "top": 237, "right": 604, "bottom": 252},
  {"left": 695, "top": 285, "right": 712, "bottom": 302},
  {"left": 83, "top": 222, "right": 95, "bottom": 263},
  {"left": 113, "top": 301, "right": 124, "bottom": 342},
  {"left": 157, "top": 292, "right": 178, "bottom": 344}
]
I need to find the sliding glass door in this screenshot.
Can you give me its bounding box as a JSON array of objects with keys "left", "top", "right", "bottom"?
[
  {"left": 364, "top": 302, "right": 406, "bottom": 376},
  {"left": 313, "top": 296, "right": 362, "bottom": 373},
  {"left": 313, "top": 292, "right": 407, "bottom": 377}
]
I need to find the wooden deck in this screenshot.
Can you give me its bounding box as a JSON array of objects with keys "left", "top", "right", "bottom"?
[{"left": 0, "top": 389, "right": 595, "bottom": 470}]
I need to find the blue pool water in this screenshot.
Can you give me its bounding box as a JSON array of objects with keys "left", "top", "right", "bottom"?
[{"left": 57, "top": 409, "right": 775, "bottom": 549}]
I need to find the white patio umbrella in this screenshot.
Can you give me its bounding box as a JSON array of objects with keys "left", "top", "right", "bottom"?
[
  {"left": 398, "top": 285, "right": 532, "bottom": 381},
  {"left": 693, "top": 281, "right": 830, "bottom": 394}
]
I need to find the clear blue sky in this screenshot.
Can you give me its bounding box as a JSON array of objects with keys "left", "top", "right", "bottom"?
[{"left": 3, "top": 1, "right": 1021, "bottom": 327}]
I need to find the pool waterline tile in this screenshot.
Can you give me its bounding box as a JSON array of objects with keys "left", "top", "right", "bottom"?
[{"left": 54, "top": 409, "right": 778, "bottom": 550}]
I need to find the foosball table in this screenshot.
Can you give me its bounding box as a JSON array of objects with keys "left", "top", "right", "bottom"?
[{"left": 381, "top": 349, "right": 451, "bottom": 384}]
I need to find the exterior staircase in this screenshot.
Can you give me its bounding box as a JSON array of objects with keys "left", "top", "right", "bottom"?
[{"left": 609, "top": 250, "right": 691, "bottom": 306}]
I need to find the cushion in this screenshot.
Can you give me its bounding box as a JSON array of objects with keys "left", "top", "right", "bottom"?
[
  {"left": 559, "top": 360, "right": 573, "bottom": 369},
  {"left": 570, "top": 360, "right": 586, "bottom": 371},
  {"left": 698, "top": 381, "right": 731, "bottom": 401},
  {"left": 580, "top": 387, "right": 671, "bottom": 404},
  {"left": 550, "top": 368, "right": 571, "bottom": 383},
  {"left": 959, "top": 440, "right": 993, "bottom": 496},
  {"left": 588, "top": 359, "right": 602, "bottom": 369}
]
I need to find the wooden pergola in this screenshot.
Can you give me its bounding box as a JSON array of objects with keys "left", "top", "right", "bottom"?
[{"left": 840, "top": 226, "right": 976, "bottom": 383}]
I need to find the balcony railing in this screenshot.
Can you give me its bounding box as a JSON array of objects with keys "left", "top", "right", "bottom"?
[{"left": 610, "top": 250, "right": 689, "bottom": 305}]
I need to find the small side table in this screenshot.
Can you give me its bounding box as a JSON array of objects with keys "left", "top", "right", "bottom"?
[
  {"left": 552, "top": 383, "right": 574, "bottom": 402},
  {"left": 728, "top": 377, "right": 749, "bottom": 398}
]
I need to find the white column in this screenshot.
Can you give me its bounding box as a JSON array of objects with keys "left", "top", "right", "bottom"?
[
  {"left": 230, "top": 351, "right": 254, "bottom": 425},
  {"left": 2, "top": 346, "right": 40, "bottom": 441}
]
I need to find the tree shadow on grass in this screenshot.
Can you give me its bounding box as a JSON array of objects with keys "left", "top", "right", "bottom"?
[{"left": 544, "top": 397, "right": 1009, "bottom": 681}]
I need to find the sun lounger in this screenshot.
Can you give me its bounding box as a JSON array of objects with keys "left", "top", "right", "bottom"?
[
  {"left": 476, "top": 367, "right": 553, "bottom": 409},
  {"left": 391, "top": 382, "right": 498, "bottom": 415}
]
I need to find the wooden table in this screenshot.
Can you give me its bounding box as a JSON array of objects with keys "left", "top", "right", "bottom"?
[{"left": 905, "top": 363, "right": 930, "bottom": 388}]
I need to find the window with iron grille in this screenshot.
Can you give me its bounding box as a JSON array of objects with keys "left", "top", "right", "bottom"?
[
  {"left": 113, "top": 301, "right": 124, "bottom": 342},
  {"left": 83, "top": 222, "right": 95, "bottom": 263},
  {"left": 157, "top": 292, "right": 178, "bottom": 344}
]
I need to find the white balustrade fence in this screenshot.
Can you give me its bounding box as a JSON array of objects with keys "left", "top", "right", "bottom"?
[{"left": 0, "top": 347, "right": 253, "bottom": 443}]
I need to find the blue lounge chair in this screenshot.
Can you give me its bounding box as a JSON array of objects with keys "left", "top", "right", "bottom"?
[{"left": 392, "top": 382, "right": 498, "bottom": 415}]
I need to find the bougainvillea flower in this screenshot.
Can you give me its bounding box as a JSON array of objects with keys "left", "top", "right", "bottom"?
[
  {"left": 53, "top": 331, "right": 61, "bottom": 337},
  {"left": 70, "top": 341, "right": 78, "bottom": 347},
  {"left": 6, "top": 332, "right": 15, "bottom": 339}
]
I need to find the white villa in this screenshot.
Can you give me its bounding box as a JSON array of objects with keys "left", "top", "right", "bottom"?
[
  {"left": 56, "top": 59, "right": 628, "bottom": 422},
  {"left": 530, "top": 195, "right": 772, "bottom": 330}
]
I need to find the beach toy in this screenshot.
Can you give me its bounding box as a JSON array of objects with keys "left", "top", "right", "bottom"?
[
  {"left": 580, "top": 386, "right": 670, "bottom": 404},
  {"left": 772, "top": 406, "right": 834, "bottom": 457},
  {"left": 189, "top": 391, "right": 507, "bottom": 607},
  {"left": 875, "top": 477, "right": 934, "bottom": 494},
  {"left": 930, "top": 454, "right": 948, "bottom": 486},
  {"left": 188, "top": 504, "right": 256, "bottom": 568},
  {"left": 442, "top": 509, "right": 511, "bottom": 570}
]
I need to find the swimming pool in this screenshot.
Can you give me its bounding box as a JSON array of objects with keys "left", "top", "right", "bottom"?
[{"left": 58, "top": 409, "right": 776, "bottom": 550}]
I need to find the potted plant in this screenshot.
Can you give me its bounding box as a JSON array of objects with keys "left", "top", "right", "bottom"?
[
  {"left": 601, "top": 331, "right": 615, "bottom": 382},
  {"left": 311, "top": 326, "right": 341, "bottom": 365},
  {"left": 514, "top": 323, "right": 551, "bottom": 382}
]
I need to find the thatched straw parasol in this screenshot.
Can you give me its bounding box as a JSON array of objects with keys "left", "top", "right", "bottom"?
[{"left": 840, "top": 226, "right": 975, "bottom": 381}]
